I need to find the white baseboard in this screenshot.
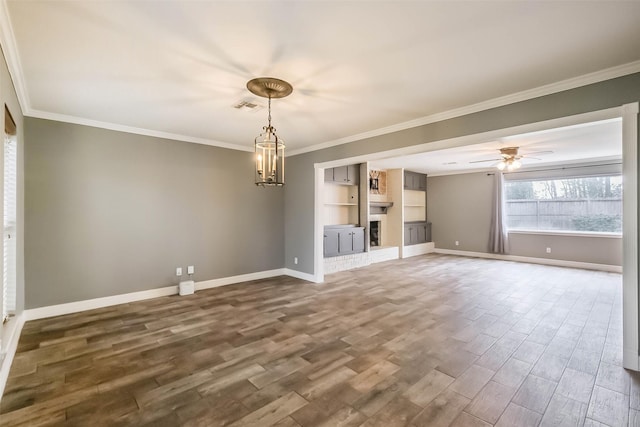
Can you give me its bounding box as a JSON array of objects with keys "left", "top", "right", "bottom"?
[
  {"left": 23, "top": 285, "right": 179, "bottom": 321},
  {"left": 403, "top": 242, "right": 436, "bottom": 258},
  {"left": 0, "top": 314, "right": 25, "bottom": 401},
  {"left": 1, "top": 267, "right": 319, "bottom": 402},
  {"left": 196, "top": 269, "right": 287, "bottom": 290},
  {"left": 23, "top": 268, "right": 310, "bottom": 322},
  {"left": 623, "top": 348, "right": 640, "bottom": 370},
  {"left": 283, "top": 268, "right": 320, "bottom": 283},
  {"left": 433, "top": 248, "right": 622, "bottom": 273}
]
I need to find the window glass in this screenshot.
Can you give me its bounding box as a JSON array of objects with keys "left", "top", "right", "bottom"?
[{"left": 505, "top": 175, "right": 622, "bottom": 233}]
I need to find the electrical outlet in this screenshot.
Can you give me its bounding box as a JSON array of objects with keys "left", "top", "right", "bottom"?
[
  {"left": 294, "top": 257, "right": 298, "bottom": 265},
  {"left": 455, "top": 241, "right": 459, "bottom": 246},
  {"left": 187, "top": 265, "right": 195, "bottom": 275},
  {"left": 176, "top": 267, "right": 183, "bottom": 276},
  {"left": 546, "top": 247, "right": 551, "bottom": 254}
]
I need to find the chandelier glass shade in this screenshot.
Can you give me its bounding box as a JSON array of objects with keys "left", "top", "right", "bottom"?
[{"left": 247, "top": 77, "right": 292, "bottom": 187}]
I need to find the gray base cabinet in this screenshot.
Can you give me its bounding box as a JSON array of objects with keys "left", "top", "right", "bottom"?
[
  {"left": 404, "top": 221, "right": 431, "bottom": 245},
  {"left": 324, "top": 225, "right": 365, "bottom": 257}
]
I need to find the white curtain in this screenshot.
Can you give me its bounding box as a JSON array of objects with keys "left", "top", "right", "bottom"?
[{"left": 489, "top": 172, "right": 509, "bottom": 254}]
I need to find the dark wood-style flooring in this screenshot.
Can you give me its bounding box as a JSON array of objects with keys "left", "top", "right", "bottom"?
[{"left": 0, "top": 254, "right": 637, "bottom": 426}]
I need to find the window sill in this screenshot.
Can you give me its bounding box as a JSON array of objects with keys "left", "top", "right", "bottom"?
[{"left": 508, "top": 229, "right": 622, "bottom": 239}]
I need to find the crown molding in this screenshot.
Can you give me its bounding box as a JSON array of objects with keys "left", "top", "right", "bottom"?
[
  {"left": 0, "top": 0, "right": 251, "bottom": 152},
  {"left": 27, "top": 109, "right": 253, "bottom": 152},
  {"left": 2, "top": 0, "right": 639, "bottom": 155},
  {"left": 0, "top": 0, "right": 29, "bottom": 114},
  {"left": 288, "top": 60, "right": 640, "bottom": 156}
]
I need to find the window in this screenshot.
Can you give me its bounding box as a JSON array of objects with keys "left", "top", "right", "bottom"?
[
  {"left": 3, "top": 105, "right": 16, "bottom": 322},
  {"left": 505, "top": 175, "right": 622, "bottom": 233}
]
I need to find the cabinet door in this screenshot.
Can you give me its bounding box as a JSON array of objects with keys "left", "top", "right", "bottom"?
[
  {"left": 338, "top": 230, "right": 354, "bottom": 254},
  {"left": 417, "top": 174, "right": 427, "bottom": 191},
  {"left": 404, "top": 225, "right": 411, "bottom": 245},
  {"left": 333, "top": 166, "right": 349, "bottom": 183},
  {"left": 352, "top": 228, "right": 365, "bottom": 253},
  {"left": 347, "top": 164, "right": 359, "bottom": 185},
  {"left": 410, "top": 227, "right": 419, "bottom": 245},
  {"left": 417, "top": 224, "right": 427, "bottom": 243},
  {"left": 404, "top": 171, "right": 412, "bottom": 189},
  {"left": 324, "top": 168, "right": 335, "bottom": 182},
  {"left": 324, "top": 229, "right": 339, "bottom": 257}
]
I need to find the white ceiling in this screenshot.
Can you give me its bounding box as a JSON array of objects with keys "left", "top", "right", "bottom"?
[
  {"left": 3, "top": 1, "right": 640, "bottom": 154},
  {"left": 370, "top": 118, "right": 622, "bottom": 176}
]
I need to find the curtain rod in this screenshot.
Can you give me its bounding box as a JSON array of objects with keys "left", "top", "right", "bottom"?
[{"left": 486, "top": 162, "right": 622, "bottom": 176}]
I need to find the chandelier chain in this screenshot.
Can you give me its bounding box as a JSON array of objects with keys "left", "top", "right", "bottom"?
[{"left": 267, "top": 95, "right": 272, "bottom": 129}]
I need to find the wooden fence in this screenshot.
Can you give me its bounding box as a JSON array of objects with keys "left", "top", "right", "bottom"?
[{"left": 506, "top": 198, "right": 622, "bottom": 231}]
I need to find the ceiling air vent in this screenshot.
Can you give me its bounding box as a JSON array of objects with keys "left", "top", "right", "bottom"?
[{"left": 233, "top": 100, "right": 263, "bottom": 112}]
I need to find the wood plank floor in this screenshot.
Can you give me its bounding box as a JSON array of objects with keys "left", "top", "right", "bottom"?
[{"left": 1, "top": 254, "right": 637, "bottom": 426}]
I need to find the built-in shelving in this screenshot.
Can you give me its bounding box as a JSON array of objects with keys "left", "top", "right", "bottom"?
[
  {"left": 403, "top": 188, "right": 426, "bottom": 222},
  {"left": 324, "top": 173, "right": 359, "bottom": 226}
]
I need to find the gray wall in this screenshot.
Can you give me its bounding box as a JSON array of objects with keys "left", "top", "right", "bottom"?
[
  {"left": 25, "top": 118, "right": 284, "bottom": 308},
  {"left": 426, "top": 172, "right": 494, "bottom": 253},
  {"left": 427, "top": 172, "right": 622, "bottom": 266},
  {"left": 285, "top": 72, "right": 640, "bottom": 275}
]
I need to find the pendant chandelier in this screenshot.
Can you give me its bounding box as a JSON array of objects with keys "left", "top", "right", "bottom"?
[{"left": 246, "top": 77, "right": 293, "bottom": 186}]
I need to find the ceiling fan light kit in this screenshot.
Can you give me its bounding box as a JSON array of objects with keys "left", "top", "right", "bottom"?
[
  {"left": 496, "top": 158, "right": 522, "bottom": 171},
  {"left": 468, "top": 146, "right": 553, "bottom": 172},
  {"left": 247, "top": 77, "right": 293, "bottom": 187},
  {"left": 496, "top": 148, "right": 523, "bottom": 171}
]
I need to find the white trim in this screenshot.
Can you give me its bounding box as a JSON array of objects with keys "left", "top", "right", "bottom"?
[
  {"left": 27, "top": 109, "right": 253, "bottom": 153},
  {"left": 622, "top": 102, "right": 639, "bottom": 370},
  {"left": 1, "top": 0, "right": 639, "bottom": 157},
  {"left": 402, "top": 242, "right": 435, "bottom": 258},
  {"left": 508, "top": 230, "right": 622, "bottom": 239},
  {"left": 195, "top": 269, "right": 286, "bottom": 290},
  {"left": 0, "top": 0, "right": 28, "bottom": 114},
  {"left": 21, "top": 269, "right": 299, "bottom": 322},
  {"left": 313, "top": 107, "right": 623, "bottom": 170},
  {"left": 314, "top": 167, "right": 325, "bottom": 284},
  {"left": 0, "top": 268, "right": 317, "bottom": 400},
  {"left": 433, "top": 248, "right": 622, "bottom": 273},
  {"left": 23, "top": 285, "right": 178, "bottom": 321},
  {"left": 283, "top": 268, "right": 320, "bottom": 283},
  {"left": 0, "top": 313, "right": 24, "bottom": 401},
  {"left": 290, "top": 61, "right": 640, "bottom": 156}
]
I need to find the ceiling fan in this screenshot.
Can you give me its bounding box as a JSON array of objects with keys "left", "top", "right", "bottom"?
[{"left": 469, "top": 146, "right": 553, "bottom": 171}]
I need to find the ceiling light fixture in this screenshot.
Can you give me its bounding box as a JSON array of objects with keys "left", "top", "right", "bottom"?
[
  {"left": 496, "top": 158, "right": 522, "bottom": 171},
  {"left": 246, "top": 77, "right": 293, "bottom": 187},
  {"left": 495, "top": 147, "right": 522, "bottom": 171}
]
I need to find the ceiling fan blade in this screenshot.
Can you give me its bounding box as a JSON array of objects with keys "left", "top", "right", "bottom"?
[
  {"left": 523, "top": 150, "right": 553, "bottom": 156},
  {"left": 525, "top": 157, "right": 543, "bottom": 161},
  {"left": 469, "top": 158, "right": 502, "bottom": 164}
]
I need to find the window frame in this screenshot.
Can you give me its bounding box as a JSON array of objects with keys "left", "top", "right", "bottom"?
[{"left": 503, "top": 163, "right": 623, "bottom": 237}]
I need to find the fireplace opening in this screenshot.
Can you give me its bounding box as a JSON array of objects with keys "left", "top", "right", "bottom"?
[{"left": 370, "top": 221, "right": 380, "bottom": 247}]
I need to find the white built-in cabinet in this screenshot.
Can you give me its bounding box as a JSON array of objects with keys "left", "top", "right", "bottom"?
[
  {"left": 323, "top": 183, "right": 359, "bottom": 226},
  {"left": 323, "top": 164, "right": 365, "bottom": 258},
  {"left": 403, "top": 189, "right": 426, "bottom": 222}
]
